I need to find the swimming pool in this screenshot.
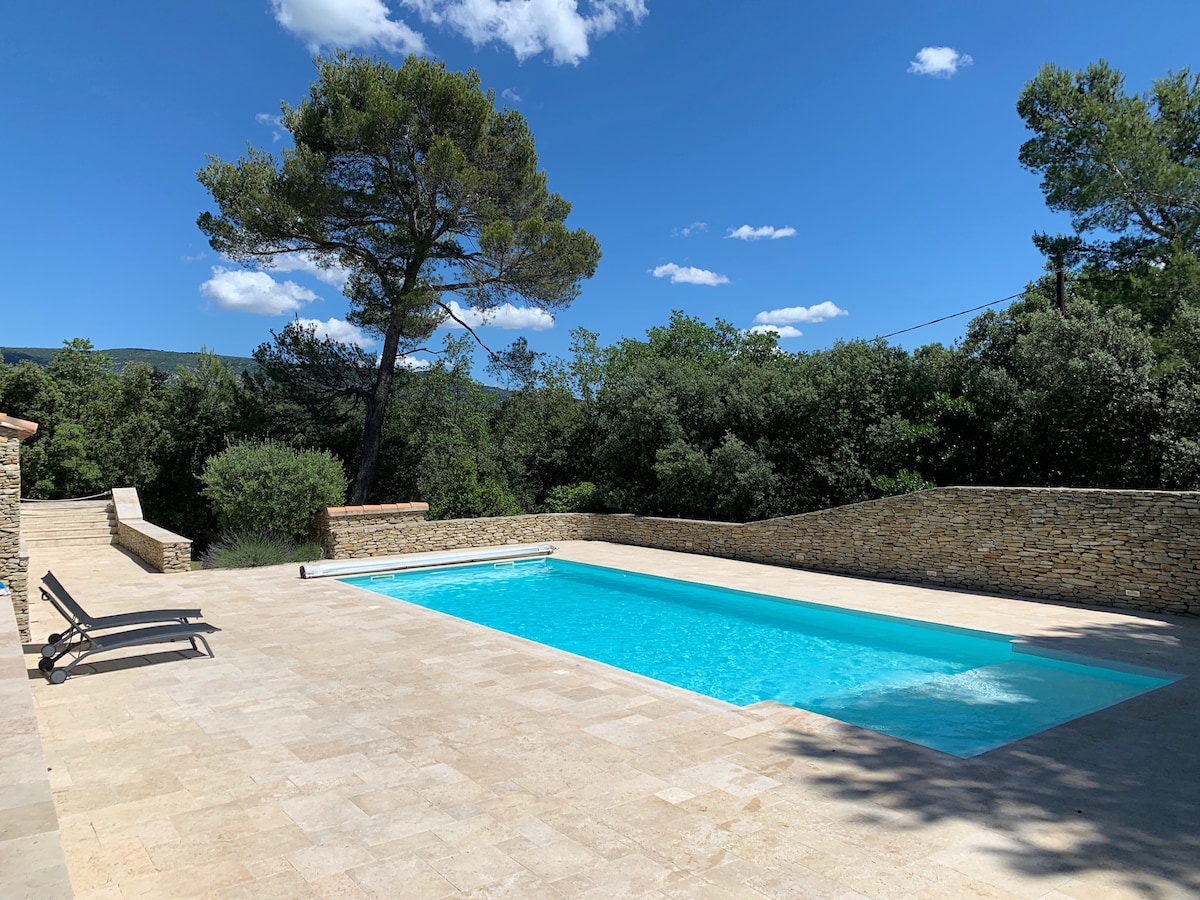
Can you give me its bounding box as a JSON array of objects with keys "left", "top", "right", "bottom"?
[{"left": 342, "top": 558, "right": 1177, "bottom": 757}]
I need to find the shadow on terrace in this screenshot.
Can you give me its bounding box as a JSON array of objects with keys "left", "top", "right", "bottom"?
[{"left": 772, "top": 615, "right": 1200, "bottom": 898}]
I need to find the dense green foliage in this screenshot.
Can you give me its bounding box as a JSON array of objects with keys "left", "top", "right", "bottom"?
[
  {"left": 2, "top": 58, "right": 1198, "bottom": 550},
  {"left": 0, "top": 341, "right": 170, "bottom": 499},
  {"left": 200, "top": 441, "right": 347, "bottom": 539},
  {"left": 197, "top": 52, "right": 600, "bottom": 504},
  {"left": 1018, "top": 60, "right": 1200, "bottom": 256},
  {"left": 4, "top": 287, "right": 1199, "bottom": 550},
  {"left": 1018, "top": 60, "right": 1200, "bottom": 334}
]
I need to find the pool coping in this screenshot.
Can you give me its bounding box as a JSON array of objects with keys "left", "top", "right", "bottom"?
[{"left": 339, "top": 555, "right": 1183, "bottom": 759}]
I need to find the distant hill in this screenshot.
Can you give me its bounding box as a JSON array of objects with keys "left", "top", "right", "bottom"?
[
  {"left": 0, "top": 347, "right": 258, "bottom": 378},
  {"left": 0, "top": 346, "right": 520, "bottom": 396}
]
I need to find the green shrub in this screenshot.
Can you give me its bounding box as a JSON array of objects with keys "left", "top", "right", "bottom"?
[
  {"left": 200, "top": 529, "right": 328, "bottom": 569},
  {"left": 201, "top": 529, "right": 292, "bottom": 568},
  {"left": 200, "top": 441, "right": 347, "bottom": 539}
]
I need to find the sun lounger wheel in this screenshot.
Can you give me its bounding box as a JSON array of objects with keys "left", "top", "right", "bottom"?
[
  {"left": 47, "top": 632, "right": 62, "bottom": 644},
  {"left": 38, "top": 658, "right": 54, "bottom": 674},
  {"left": 48, "top": 669, "right": 67, "bottom": 685}
]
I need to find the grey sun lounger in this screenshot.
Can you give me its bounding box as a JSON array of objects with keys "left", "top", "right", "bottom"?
[
  {"left": 38, "top": 570, "right": 204, "bottom": 656},
  {"left": 37, "top": 571, "right": 218, "bottom": 683}
]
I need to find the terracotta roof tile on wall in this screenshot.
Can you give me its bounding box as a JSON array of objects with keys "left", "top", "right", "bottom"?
[
  {"left": 0, "top": 412, "right": 38, "bottom": 439},
  {"left": 325, "top": 502, "right": 430, "bottom": 517}
]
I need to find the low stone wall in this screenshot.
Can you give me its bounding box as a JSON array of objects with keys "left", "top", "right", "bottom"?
[
  {"left": 588, "top": 514, "right": 743, "bottom": 557},
  {"left": 322, "top": 503, "right": 434, "bottom": 557},
  {"left": 321, "top": 487, "right": 1200, "bottom": 616},
  {"left": 321, "top": 510, "right": 596, "bottom": 559},
  {"left": 735, "top": 487, "right": 1199, "bottom": 614},
  {"left": 111, "top": 488, "right": 191, "bottom": 573}
]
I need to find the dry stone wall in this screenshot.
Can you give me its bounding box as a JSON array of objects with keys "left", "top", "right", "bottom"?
[
  {"left": 0, "top": 421, "right": 32, "bottom": 641},
  {"left": 321, "top": 487, "right": 1200, "bottom": 615},
  {"left": 115, "top": 522, "right": 191, "bottom": 573},
  {"left": 321, "top": 504, "right": 591, "bottom": 557},
  {"left": 111, "top": 487, "right": 191, "bottom": 573},
  {"left": 735, "top": 487, "right": 1199, "bottom": 614}
]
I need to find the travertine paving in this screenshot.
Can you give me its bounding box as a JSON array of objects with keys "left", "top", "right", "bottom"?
[{"left": 21, "top": 542, "right": 1200, "bottom": 899}]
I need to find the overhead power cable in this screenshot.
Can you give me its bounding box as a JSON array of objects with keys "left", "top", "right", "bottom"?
[{"left": 876, "top": 290, "right": 1026, "bottom": 341}]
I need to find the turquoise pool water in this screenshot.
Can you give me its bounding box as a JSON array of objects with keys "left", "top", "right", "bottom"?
[{"left": 342, "top": 558, "right": 1176, "bottom": 757}]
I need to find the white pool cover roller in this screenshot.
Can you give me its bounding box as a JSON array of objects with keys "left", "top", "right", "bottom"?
[{"left": 300, "top": 544, "right": 556, "bottom": 579}]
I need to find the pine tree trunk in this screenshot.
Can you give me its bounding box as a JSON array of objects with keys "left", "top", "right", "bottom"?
[{"left": 349, "top": 321, "right": 402, "bottom": 504}]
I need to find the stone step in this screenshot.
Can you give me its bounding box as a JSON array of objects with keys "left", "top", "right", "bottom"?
[
  {"left": 20, "top": 500, "right": 112, "bottom": 513},
  {"left": 19, "top": 499, "right": 119, "bottom": 549},
  {"left": 22, "top": 531, "right": 117, "bottom": 543},
  {"left": 24, "top": 525, "right": 116, "bottom": 538},
  {"left": 22, "top": 514, "right": 115, "bottom": 528},
  {"left": 22, "top": 535, "right": 117, "bottom": 547},
  {"left": 21, "top": 513, "right": 115, "bottom": 526},
  {"left": 20, "top": 513, "right": 115, "bottom": 523},
  {"left": 20, "top": 511, "right": 115, "bottom": 520},
  {"left": 22, "top": 516, "right": 114, "bottom": 527}
]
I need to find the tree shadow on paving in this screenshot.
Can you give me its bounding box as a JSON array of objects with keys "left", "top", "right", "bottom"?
[
  {"left": 771, "top": 616, "right": 1200, "bottom": 897},
  {"left": 1017, "top": 612, "right": 1190, "bottom": 671}
]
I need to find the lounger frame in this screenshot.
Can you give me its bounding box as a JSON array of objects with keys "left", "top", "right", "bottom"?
[
  {"left": 37, "top": 571, "right": 218, "bottom": 683},
  {"left": 39, "top": 570, "right": 202, "bottom": 659}
]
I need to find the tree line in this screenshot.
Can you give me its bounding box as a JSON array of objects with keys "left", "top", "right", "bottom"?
[
  {"left": 2, "top": 278, "right": 1197, "bottom": 550},
  {"left": 1, "top": 54, "right": 1197, "bottom": 549}
]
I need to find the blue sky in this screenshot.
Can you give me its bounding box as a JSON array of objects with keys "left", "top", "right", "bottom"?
[{"left": 4, "top": 1, "right": 1199, "bottom": 369}]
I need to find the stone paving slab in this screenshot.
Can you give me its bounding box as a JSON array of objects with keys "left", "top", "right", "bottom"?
[
  {"left": 20, "top": 541, "right": 1200, "bottom": 899},
  {"left": 0, "top": 571, "right": 73, "bottom": 900}
]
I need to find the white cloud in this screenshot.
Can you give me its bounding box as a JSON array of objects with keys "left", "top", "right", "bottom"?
[
  {"left": 501, "top": 87, "right": 522, "bottom": 103},
  {"left": 434, "top": 0, "right": 649, "bottom": 64},
  {"left": 270, "top": 251, "right": 351, "bottom": 289},
  {"left": 272, "top": 0, "right": 646, "bottom": 64},
  {"left": 726, "top": 224, "right": 797, "bottom": 241},
  {"left": 650, "top": 263, "right": 730, "bottom": 286},
  {"left": 255, "top": 112, "right": 285, "bottom": 142},
  {"left": 199, "top": 267, "right": 319, "bottom": 315},
  {"left": 753, "top": 301, "right": 848, "bottom": 326},
  {"left": 908, "top": 46, "right": 973, "bottom": 78},
  {"left": 271, "top": 0, "right": 428, "bottom": 54},
  {"left": 748, "top": 324, "right": 803, "bottom": 338},
  {"left": 294, "top": 317, "right": 376, "bottom": 348},
  {"left": 397, "top": 355, "right": 433, "bottom": 370},
  {"left": 674, "top": 221, "right": 708, "bottom": 237},
  {"left": 442, "top": 300, "right": 555, "bottom": 330}
]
